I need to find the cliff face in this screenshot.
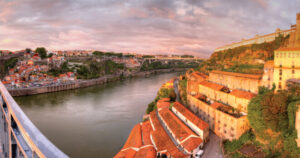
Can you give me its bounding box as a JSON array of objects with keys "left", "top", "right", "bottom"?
[{"left": 198, "top": 34, "right": 290, "bottom": 74}]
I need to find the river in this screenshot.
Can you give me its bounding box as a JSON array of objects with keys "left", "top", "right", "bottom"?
[{"left": 14, "top": 72, "right": 182, "bottom": 158}]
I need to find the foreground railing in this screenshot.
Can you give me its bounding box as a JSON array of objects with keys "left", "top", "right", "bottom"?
[{"left": 0, "top": 82, "right": 68, "bottom": 158}]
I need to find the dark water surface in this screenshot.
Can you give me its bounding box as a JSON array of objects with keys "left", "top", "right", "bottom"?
[{"left": 14, "top": 72, "right": 181, "bottom": 158}]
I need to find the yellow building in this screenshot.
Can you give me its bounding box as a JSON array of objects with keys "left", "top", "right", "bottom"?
[
  {"left": 274, "top": 48, "right": 300, "bottom": 90},
  {"left": 274, "top": 13, "right": 300, "bottom": 90},
  {"left": 209, "top": 70, "right": 262, "bottom": 94},
  {"left": 187, "top": 95, "right": 249, "bottom": 141}
]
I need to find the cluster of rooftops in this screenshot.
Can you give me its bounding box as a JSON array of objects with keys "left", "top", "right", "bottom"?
[{"left": 114, "top": 98, "right": 209, "bottom": 158}]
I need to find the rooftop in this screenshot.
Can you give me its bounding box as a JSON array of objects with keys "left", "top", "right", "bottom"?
[
  {"left": 149, "top": 112, "right": 186, "bottom": 158},
  {"left": 141, "top": 121, "right": 153, "bottom": 146},
  {"left": 156, "top": 99, "right": 171, "bottom": 111},
  {"left": 135, "top": 146, "right": 156, "bottom": 158},
  {"left": 210, "top": 70, "right": 262, "bottom": 80},
  {"left": 114, "top": 148, "right": 137, "bottom": 158},
  {"left": 172, "top": 102, "right": 209, "bottom": 130},
  {"left": 230, "top": 89, "right": 256, "bottom": 100},
  {"left": 122, "top": 124, "right": 142, "bottom": 150},
  {"left": 199, "top": 80, "right": 226, "bottom": 91}
]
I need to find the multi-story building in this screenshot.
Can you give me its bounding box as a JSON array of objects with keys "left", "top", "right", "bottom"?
[
  {"left": 171, "top": 102, "right": 209, "bottom": 142},
  {"left": 209, "top": 70, "right": 262, "bottom": 94},
  {"left": 187, "top": 95, "right": 250, "bottom": 141},
  {"left": 274, "top": 47, "right": 300, "bottom": 90},
  {"left": 186, "top": 70, "right": 208, "bottom": 96},
  {"left": 273, "top": 13, "right": 300, "bottom": 90}
]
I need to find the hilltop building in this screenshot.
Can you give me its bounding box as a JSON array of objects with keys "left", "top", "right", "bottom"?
[{"left": 274, "top": 13, "right": 300, "bottom": 90}]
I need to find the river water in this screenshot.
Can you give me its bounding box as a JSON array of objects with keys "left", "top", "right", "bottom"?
[{"left": 14, "top": 72, "right": 181, "bottom": 158}]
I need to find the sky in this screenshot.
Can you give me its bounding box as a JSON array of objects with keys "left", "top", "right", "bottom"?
[{"left": 0, "top": 0, "right": 300, "bottom": 58}]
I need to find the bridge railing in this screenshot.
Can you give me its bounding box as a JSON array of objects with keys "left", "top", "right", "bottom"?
[{"left": 0, "top": 82, "right": 68, "bottom": 158}]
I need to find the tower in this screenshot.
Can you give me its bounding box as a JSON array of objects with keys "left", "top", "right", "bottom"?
[{"left": 295, "top": 13, "right": 300, "bottom": 47}]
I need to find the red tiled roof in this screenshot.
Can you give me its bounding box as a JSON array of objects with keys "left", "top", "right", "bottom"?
[
  {"left": 141, "top": 121, "right": 153, "bottom": 146},
  {"left": 172, "top": 102, "right": 209, "bottom": 131},
  {"left": 158, "top": 109, "right": 194, "bottom": 141},
  {"left": 199, "top": 80, "right": 225, "bottom": 91},
  {"left": 134, "top": 146, "right": 156, "bottom": 158},
  {"left": 156, "top": 99, "right": 170, "bottom": 111},
  {"left": 230, "top": 89, "right": 256, "bottom": 100},
  {"left": 149, "top": 112, "right": 186, "bottom": 158},
  {"left": 122, "top": 124, "right": 142, "bottom": 149},
  {"left": 191, "top": 72, "right": 208, "bottom": 80},
  {"left": 158, "top": 109, "right": 202, "bottom": 152},
  {"left": 210, "top": 70, "right": 262, "bottom": 80},
  {"left": 181, "top": 137, "right": 203, "bottom": 152},
  {"left": 114, "top": 148, "right": 137, "bottom": 158}
]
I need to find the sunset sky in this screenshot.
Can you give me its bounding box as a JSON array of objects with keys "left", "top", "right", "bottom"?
[{"left": 0, "top": 0, "right": 299, "bottom": 57}]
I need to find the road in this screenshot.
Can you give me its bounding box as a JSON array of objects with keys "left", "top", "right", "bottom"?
[{"left": 202, "top": 132, "right": 223, "bottom": 158}]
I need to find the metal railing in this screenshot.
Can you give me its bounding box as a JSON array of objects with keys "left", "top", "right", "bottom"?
[{"left": 0, "top": 82, "right": 68, "bottom": 158}]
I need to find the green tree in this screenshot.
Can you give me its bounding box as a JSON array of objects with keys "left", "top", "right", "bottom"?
[
  {"left": 35, "top": 47, "right": 47, "bottom": 59},
  {"left": 25, "top": 48, "right": 31, "bottom": 54},
  {"left": 168, "top": 90, "right": 177, "bottom": 102}
]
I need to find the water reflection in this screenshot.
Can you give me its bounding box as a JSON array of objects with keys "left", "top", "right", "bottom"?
[{"left": 15, "top": 72, "right": 181, "bottom": 158}]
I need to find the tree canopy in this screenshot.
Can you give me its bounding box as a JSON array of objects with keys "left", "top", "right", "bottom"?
[{"left": 35, "top": 47, "right": 47, "bottom": 59}]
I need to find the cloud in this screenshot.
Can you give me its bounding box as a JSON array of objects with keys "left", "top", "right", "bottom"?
[{"left": 0, "top": 0, "right": 299, "bottom": 58}]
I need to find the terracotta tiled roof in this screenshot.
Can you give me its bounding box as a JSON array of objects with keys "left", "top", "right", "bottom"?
[
  {"left": 191, "top": 72, "right": 208, "bottom": 80},
  {"left": 276, "top": 47, "right": 300, "bottom": 51},
  {"left": 210, "top": 70, "right": 262, "bottom": 80},
  {"left": 159, "top": 109, "right": 193, "bottom": 141},
  {"left": 158, "top": 109, "right": 202, "bottom": 153},
  {"left": 156, "top": 99, "right": 170, "bottom": 111},
  {"left": 141, "top": 121, "right": 153, "bottom": 146},
  {"left": 199, "top": 80, "right": 225, "bottom": 91},
  {"left": 122, "top": 124, "right": 142, "bottom": 149},
  {"left": 134, "top": 146, "right": 156, "bottom": 158},
  {"left": 181, "top": 137, "right": 203, "bottom": 152},
  {"left": 230, "top": 89, "right": 256, "bottom": 100},
  {"left": 114, "top": 148, "right": 137, "bottom": 158},
  {"left": 149, "top": 112, "right": 186, "bottom": 158},
  {"left": 172, "top": 102, "right": 209, "bottom": 130}
]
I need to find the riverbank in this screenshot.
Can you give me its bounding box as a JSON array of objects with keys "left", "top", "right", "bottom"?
[{"left": 8, "top": 68, "right": 188, "bottom": 96}]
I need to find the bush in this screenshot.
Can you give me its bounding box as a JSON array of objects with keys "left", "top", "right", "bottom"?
[
  {"left": 146, "top": 101, "right": 156, "bottom": 114},
  {"left": 224, "top": 131, "right": 254, "bottom": 153}
]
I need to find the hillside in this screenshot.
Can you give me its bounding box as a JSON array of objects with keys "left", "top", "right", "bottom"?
[{"left": 197, "top": 34, "right": 290, "bottom": 74}]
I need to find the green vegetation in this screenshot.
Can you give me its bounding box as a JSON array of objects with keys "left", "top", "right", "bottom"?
[
  {"left": 142, "top": 55, "right": 155, "bottom": 58},
  {"left": 181, "top": 55, "right": 194, "bottom": 58},
  {"left": 93, "top": 51, "right": 123, "bottom": 57},
  {"left": 146, "top": 101, "right": 156, "bottom": 114},
  {"left": 224, "top": 131, "right": 254, "bottom": 153},
  {"left": 246, "top": 85, "right": 300, "bottom": 157},
  {"left": 146, "top": 88, "right": 177, "bottom": 114},
  {"left": 179, "top": 78, "right": 187, "bottom": 104},
  {"left": 35, "top": 47, "right": 47, "bottom": 59},
  {"left": 141, "top": 60, "right": 199, "bottom": 71},
  {"left": 198, "top": 34, "right": 289, "bottom": 74},
  {"left": 222, "top": 63, "right": 264, "bottom": 74},
  {"left": 25, "top": 48, "right": 31, "bottom": 54},
  {"left": 76, "top": 60, "right": 124, "bottom": 79},
  {"left": 48, "top": 62, "right": 71, "bottom": 77},
  {"left": 4, "top": 57, "right": 18, "bottom": 72}
]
